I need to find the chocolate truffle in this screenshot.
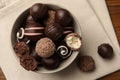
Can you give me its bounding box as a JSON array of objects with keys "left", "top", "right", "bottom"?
[
  {"left": 65, "top": 33, "right": 82, "bottom": 51},
  {"left": 35, "top": 38, "right": 56, "bottom": 58},
  {"left": 26, "top": 18, "right": 43, "bottom": 28},
  {"left": 26, "top": 15, "right": 35, "bottom": 23},
  {"left": 14, "top": 42, "right": 29, "bottom": 58},
  {"left": 63, "top": 27, "right": 74, "bottom": 36},
  {"left": 30, "top": 3, "right": 48, "bottom": 21},
  {"left": 98, "top": 43, "right": 114, "bottom": 59},
  {"left": 16, "top": 28, "right": 30, "bottom": 44},
  {"left": 44, "top": 10, "right": 55, "bottom": 26},
  {"left": 20, "top": 55, "right": 38, "bottom": 71},
  {"left": 55, "top": 9, "right": 72, "bottom": 26},
  {"left": 41, "top": 55, "right": 60, "bottom": 70},
  {"left": 24, "top": 27, "right": 44, "bottom": 41},
  {"left": 56, "top": 45, "right": 72, "bottom": 59},
  {"left": 77, "top": 56, "right": 95, "bottom": 72},
  {"left": 45, "top": 23, "right": 63, "bottom": 41}
]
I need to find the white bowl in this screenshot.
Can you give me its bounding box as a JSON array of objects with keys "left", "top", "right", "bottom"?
[{"left": 11, "top": 4, "right": 82, "bottom": 73}]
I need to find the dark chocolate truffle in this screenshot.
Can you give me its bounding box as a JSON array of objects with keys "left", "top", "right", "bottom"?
[
  {"left": 26, "top": 15, "right": 35, "bottom": 23},
  {"left": 41, "top": 55, "right": 60, "bottom": 70},
  {"left": 24, "top": 27, "right": 44, "bottom": 41},
  {"left": 44, "top": 10, "right": 55, "bottom": 26},
  {"left": 63, "top": 27, "right": 74, "bottom": 36},
  {"left": 56, "top": 45, "right": 72, "bottom": 59},
  {"left": 77, "top": 56, "right": 95, "bottom": 72},
  {"left": 14, "top": 42, "right": 29, "bottom": 58},
  {"left": 30, "top": 3, "right": 48, "bottom": 21},
  {"left": 98, "top": 43, "right": 114, "bottom": 59},
  {"left": 45, "top": 23, "right": 63, "bottom": 41},
  {"left": 20, "top": 55, "right": 38, "bottom": 71},
  {"left": 55, "top": 9, "right": 72, "bottom": 26}
]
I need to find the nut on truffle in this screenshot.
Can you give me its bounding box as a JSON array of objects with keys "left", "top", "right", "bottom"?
[{"left": 35, "top": 38, "right": 56, "bottom": 58}]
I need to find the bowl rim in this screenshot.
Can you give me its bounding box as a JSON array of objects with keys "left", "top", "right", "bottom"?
[{"left": 11, "top": 4, "right": 82, "bottom": 73}]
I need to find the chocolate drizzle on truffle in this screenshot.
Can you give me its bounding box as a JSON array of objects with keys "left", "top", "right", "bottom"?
[{"left": 56, "top": 45, "right": 72, "bottom": 59}]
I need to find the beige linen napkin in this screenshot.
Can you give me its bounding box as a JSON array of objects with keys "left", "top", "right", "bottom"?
[{"left": 0, "top": 0, "right": 120, "bottom": 80}]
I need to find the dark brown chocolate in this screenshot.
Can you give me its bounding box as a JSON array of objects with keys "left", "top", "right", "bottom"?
[
  {"left": 44, "top": 10, "right": 55, "bottom": 26},
  {"left": 30, "top": 3, "right": 48, "bottom": 21},
  {"left": 77, "top": 56, "right": 95, "bottom": 72},
  {"left": 56, "top": 45, "right": 72, "bottom": 59},
  {"left": 24, "top": 27, "right": 44, "bottom": 41},
  {"left": 41, "top": 55, "right": 60, "bottom": 70},
  {"left": 45, "top": 23, "right": 63, "bottom": 41},
  {"left": 20, "top": 55, "right": 38, "bottom": 71},
  {"left": 55, "top": 9, "right": 72, "bottom": 27},
  {"left": 98, "top": 43, "right": 114, "bottom": 59},
  {"left": 14, "top": 42, "right": 29, "bottom": 58}
]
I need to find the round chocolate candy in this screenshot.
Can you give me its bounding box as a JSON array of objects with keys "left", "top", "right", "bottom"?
[
  {"left": 55, "top": 9, "right": 72, "bottom": 27},
  {"left": 44, "top": 10, "right": 55, "bottom": 26},
  {"left": 41, "top": 55, "right": 60, "bottom": 70},
  {"left": 20, "top": 55, "right": 38, "bottom": 71},
  {"left": 77, "top": 56, "right": 95, "bottom": 72},
  {"left": 14, "top": 42, "right": 30, "bottom": 58},
  {"left": 98, "top": 43, "right": 114, "bottom": 59},
  {"left": 65, "top": 33, "right": 82, "bottom": 51},
  {"left": 56, "top": 45, "right": 72, "bottom": 59},
  {"left": 24, "top": 27, "right": 44, "bottom": 41},
  {"left": 35, "top": 38, "right": 56, "bottom": 58},
  {"left": 45, "top": 23, "right": 63, "bottom": 41},
  {"left": 30, "top": 3, "right": 48, "bottom": 21},
  {"left": 16, "top": 28, "right": 30, "bottom": 44}
]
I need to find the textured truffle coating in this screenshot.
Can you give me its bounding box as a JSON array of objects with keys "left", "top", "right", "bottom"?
[
  {"left": 14, "top": 42, "right": 29, "bottom": 58},
  {"left": 77, "top": 56, "right": 95, "bottom": 72},
  {"left": 44, "top": 10, "right": 55, "bottom": 26},
  {"left": 20, "top": 55, "right": 38, "bottom": 71},
  {"left": 35, "top": 38, "right": 56, "bottom": 58}
]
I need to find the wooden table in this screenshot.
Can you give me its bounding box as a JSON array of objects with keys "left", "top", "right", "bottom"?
[{"left": 0, "top": 0, "right": 120, "bottom": 80}]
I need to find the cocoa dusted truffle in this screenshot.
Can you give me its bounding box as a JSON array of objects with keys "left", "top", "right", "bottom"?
[
  {"left": 55, "top": 9, "right": 72, "bottom": 26},
  {"left": 45, "top": 23, "right": 63, "bottom": 41},
  {"left": 65, "top": 33, "right": 82, "bottom": 51},
  {"left": 98, "top": 43, "right": 114, "bottom": 59},
  {"left": 20, "top": 55, "right": 38, "bottom": 71},
  {"left": 30, "top": 3, "right": 48, "bottom": 21},
  {"left": 35, "top": 38, "right": 56, "bottom": 58},
  {"left": 41, "top": 55, "right": 60, "bottom": 70},
  {"left": 44, "top": 10, "right": 56, "bottom": 26},
  {"left": 14, "top": 42, "right": 29, "bottom": 58},
  {"left": 77, "top": 56, "right": 95, "bottom": 72}
]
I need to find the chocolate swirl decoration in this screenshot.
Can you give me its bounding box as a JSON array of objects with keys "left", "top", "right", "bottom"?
[
  {"left": 56, "top": 45, "right": 72, "bottom": 59},
  {"left": 16, "top": 28, "right": 30, "bottom": 44}
]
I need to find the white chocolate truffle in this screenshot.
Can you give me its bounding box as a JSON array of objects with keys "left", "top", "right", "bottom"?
[{"left": 65, "top": 33, "right": 82, "bottom": 51}]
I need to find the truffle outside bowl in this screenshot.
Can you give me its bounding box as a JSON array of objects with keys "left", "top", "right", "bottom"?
[{"left": 11, "top": 4, "right": 82, "bottom": 73}]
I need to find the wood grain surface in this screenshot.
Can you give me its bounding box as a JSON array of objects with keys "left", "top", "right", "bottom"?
[{"left": 0, "top": 0, "right": 120, "bottom": 80}]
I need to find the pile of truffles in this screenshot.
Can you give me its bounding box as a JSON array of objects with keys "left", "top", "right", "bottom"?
[{"left": 14, "top": 3, "right": 82, "bottom": 71}]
